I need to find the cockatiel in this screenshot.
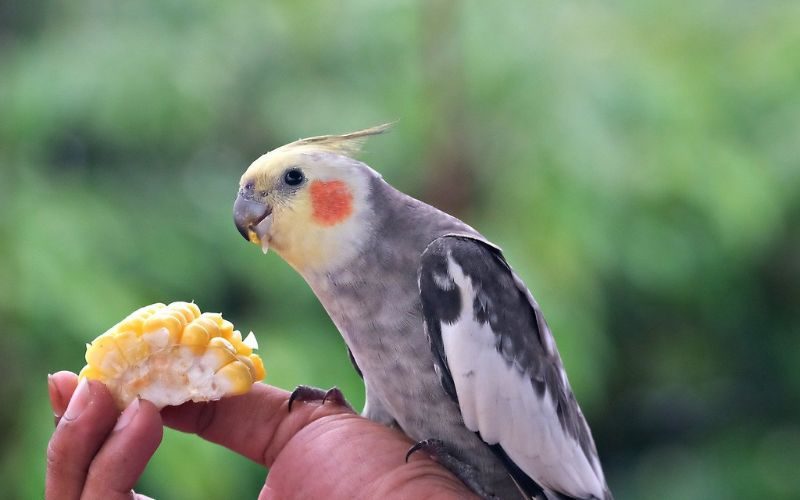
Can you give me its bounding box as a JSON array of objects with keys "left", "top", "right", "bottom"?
[{"left": 233, "top": 125, "right": 612, "bottom": 500}]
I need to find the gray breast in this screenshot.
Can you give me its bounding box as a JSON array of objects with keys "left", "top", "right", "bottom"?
[
  {"left": 304, "top": 179, "right": 465, "bottom": 430},
  {"left": 308, "top": 255, "right": 522, "bottom": 498}
]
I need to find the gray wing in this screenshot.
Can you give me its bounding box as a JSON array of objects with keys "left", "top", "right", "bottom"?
[{"left": 418, "top": 235, "right": 610, "bottom": 500}]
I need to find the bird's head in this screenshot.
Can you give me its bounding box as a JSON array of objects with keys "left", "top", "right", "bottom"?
[{"left": 234, "top": 124, "right": 390, "bottom": 273}]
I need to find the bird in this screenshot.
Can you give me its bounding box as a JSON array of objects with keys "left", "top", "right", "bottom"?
[{"left": 233, "top": 124, "right": 612, "bottom": 499}]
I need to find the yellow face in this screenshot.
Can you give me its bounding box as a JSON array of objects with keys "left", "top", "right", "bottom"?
[{"left": 234, "top": 145, "right": 373, "bottom": 274}]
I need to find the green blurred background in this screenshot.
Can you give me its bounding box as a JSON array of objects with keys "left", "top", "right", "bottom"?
[{"left": 1, "top": 1, "right": 798, "bottom": 498}]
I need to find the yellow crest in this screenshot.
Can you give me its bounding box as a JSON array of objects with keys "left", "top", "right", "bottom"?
[{"left": 274, "top": 123, "right": 393, "bottom": 158}]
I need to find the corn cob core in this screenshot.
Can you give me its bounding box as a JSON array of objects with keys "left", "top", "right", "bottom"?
[{"left": 79, "top": 302, "right": 266, "bottom": 409}]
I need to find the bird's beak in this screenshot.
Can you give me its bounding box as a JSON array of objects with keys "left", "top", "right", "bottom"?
[{"left": 234, "top": 194, "right": 273, "bottom": 252}]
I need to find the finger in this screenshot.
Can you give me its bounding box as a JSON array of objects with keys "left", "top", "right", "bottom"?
[
  {"left": 46, "top": 379, "right": 119, "bottom": 500},
  {"left": 82, "top": 399, "right": 163, "bottom": 500},
  {"left": 48, "top": 371, "right": 80, "bottom": 425},
  {"left": 161, "top": 383, "right": 351, "bottom": 467}
]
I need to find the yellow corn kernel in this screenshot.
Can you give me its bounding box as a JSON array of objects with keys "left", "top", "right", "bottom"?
[
  {"left": 249, "top": 354, "right": 266, "bottom": 381},
  {"left": 219, "top": 319, "right": 234, "bottom": 339},
  {"left": 117, "top": 317, "right": 143, "bottom": 335},
  {"left": 205, "top": 312, "right": 223, "bottom": 325},
  {"left": 195, "top": 314, "right": 221, "bottom": 338},
  {"left": 202, "top": 314, "right": 235, "bottom": 340},
  {"left": 127, "top": 303, "right": 166, "bottom": 320},
  {"left": 209, "top": 336, "right": 236, "bottom": 353},
  {"left": 119, "top": 303, "right": 165, "bottom": 333},
  {"left": 215, "top": 360, "right": 254, "bottom": 395},
  {"left": 181, "top": 321, "right": 210, "bottom": 349},
  {"left": 200, "top": 343, "right": 237, "bottom": 372},
  {"left": 143, "top": 313, "right": 182, "bottom": 344},
  {"left": 169, "top": 301, "right": 200, "bottom": 323},
  {"left": 229, "top": 330, "right": 252, "bottom": 356},
  {"left": 237, "top": 354, "right": 255, "bottom": 377},
  {"left": 166, "top": 307, "right": 190, "bottom": 328},
  {"left": 78, "top": 301, "right": 265, "bottom": 409},
  {"left": 85, "top": 335, "right": 128, "bottom": 378},
  {"left": 185, "top": 302, "right": 201, "bottom": 318},
  {"left": 114, "top": 329, "right": 150, "bottom": 365},
  {"left": 78, "top": 365, "right": 103, "bottom": 380}
]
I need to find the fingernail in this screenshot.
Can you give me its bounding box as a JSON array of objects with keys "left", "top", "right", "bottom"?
[
  {"left": 62, "top": 379, "right": 91, "bottom": 422},
  {"left": 47, "top": 374, "right": 64, "bottom": 418},
  {"left": 114, "top": 398, "right": 140, "bottom": 431}
]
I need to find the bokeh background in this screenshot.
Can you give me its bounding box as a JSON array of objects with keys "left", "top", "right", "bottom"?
[{"left": 2, "top": 1, "right": 799, "bottom": 498}]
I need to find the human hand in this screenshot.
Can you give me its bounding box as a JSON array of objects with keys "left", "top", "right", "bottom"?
[{"left": 46, "top": 371, "right": 476, "bottom": 499}]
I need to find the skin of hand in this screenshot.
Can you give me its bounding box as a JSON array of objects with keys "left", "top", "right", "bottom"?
[{"left": 46, "top": 371, "right": 476, "bottom": 500}]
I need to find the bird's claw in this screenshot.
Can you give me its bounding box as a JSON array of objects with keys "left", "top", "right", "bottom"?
[
  {"left": 405, "top": 438, "right": 446, "bottom": 463},
  {"left": 288, "top": 385, "right": 354, "bottom": 413},
  {"left": 405, "top": 439, "right": 500, "bottom": 500}
]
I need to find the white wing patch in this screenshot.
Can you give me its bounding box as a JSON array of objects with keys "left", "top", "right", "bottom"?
[{"left": 441, "top": 255, "right": 606, "bottom": 499}]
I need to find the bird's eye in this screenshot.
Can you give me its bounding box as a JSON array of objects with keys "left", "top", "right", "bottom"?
[{"left": 284, "top": 168, "right": 305, "bottom": 186}]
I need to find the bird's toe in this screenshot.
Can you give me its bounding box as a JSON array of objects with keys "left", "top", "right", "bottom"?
[
  {"left": 405, "top": 438, "right": 500, "bottom": 500},
  {"left": 288, "top": 384, "right": 355, "bottom": 413}
]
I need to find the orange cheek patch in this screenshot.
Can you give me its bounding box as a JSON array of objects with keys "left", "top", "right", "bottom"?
[{"left": 310, "top": 180, "right": 354, "bottom": 226}]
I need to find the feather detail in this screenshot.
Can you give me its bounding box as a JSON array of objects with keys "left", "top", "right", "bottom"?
[{"left": 275, "top": 122, "right": 393, "bottom": 158}]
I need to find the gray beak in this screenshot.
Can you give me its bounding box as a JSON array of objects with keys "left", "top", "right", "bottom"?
[{"left": 233, "top": 194, "right": 272, "bottom": 242}]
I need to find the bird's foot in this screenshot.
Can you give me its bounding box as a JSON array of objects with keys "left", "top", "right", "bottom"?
[
  {"left": 287, "top": 385, "right": 355, "bottom": 413},
  {"left": 406, "top": 439, "right": 500, "bottom": 500}
]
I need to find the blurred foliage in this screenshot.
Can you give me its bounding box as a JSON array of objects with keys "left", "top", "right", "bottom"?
[{"left": 1, "top": 0, "right": 799, "bottom": 498}]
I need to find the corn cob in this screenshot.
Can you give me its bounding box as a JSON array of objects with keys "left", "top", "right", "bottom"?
[{"left": 79, "top": 301, "right": 265, "bottom": 409}]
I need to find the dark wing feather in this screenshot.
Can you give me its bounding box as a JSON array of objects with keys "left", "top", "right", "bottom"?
[
  {"left": 347, "top": 347, "right": 363, "bottom": 379},
  {"left": 418, "top": 235, "right": 610, "bottom": 500}
]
